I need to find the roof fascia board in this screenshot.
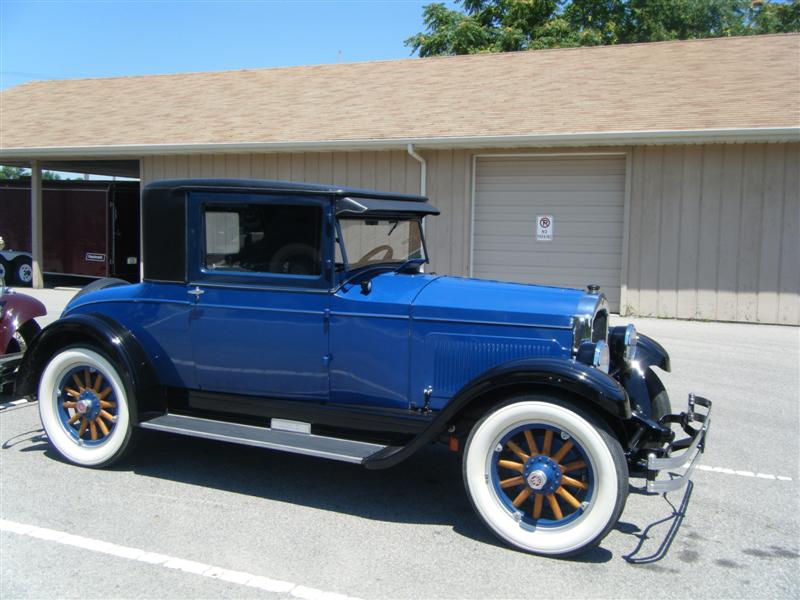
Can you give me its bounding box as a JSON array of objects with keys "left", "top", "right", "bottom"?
[{"left": 1, "top": 127, "right": 797, "bottom": 159}]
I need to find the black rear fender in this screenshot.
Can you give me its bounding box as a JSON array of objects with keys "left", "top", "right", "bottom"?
[{"left": 15, "top": 313, "right": 163, "bottom": 422}]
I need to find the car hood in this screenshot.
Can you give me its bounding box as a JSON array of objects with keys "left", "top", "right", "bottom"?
[{"left": 411, "top": 275, "right": 597, "bottom": 329}]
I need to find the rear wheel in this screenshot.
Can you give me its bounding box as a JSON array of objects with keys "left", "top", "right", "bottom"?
[
  {"left": 38, "top": 346, "right": 135, "bottom": 467},
  {"left": 0, "top": 257, "right": 8, "bottom": 282},
  {"left": 463, "top": 395, "right": 628, "bottom": 556}
]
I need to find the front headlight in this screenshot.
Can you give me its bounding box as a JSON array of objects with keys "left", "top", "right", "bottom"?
[
  {"left": 575, "top": 339, "right": 610, "bottom": 373},
  {"left": 608, "top": 324, "right": 640, "bottom": 366},
  {"left": 593, "top": 340, "right": 610, "bottom": 372}
]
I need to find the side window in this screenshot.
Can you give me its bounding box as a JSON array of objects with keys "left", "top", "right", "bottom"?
[{"left": 203, "top": 203, "right": 322, "bottom": 276}]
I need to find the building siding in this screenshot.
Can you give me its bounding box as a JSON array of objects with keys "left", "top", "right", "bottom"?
[
  {"left": 140, "top": 150, "right": 472, "bottom": 275},
  {"left": 141, "top": 142, "right": 799, "bottom": 325},
  {"left": 625, "top": 143, "right": 799, "bottom": 325}
]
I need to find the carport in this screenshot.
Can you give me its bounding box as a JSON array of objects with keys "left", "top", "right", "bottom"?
[{"left": 0, "top": 159, "right": 139, "bottom": 287}]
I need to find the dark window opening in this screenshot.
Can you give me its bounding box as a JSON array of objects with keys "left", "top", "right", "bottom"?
[{"left": 204, "top": 204, "right": 322, "bottom": 276}]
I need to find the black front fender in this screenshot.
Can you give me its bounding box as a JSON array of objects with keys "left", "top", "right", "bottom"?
[
  {"left": 364, "top": 357, "right": 631, "bottom": 470},
  {"left": 636, "top": 333, "right": 671, "bottom": 372},
  {"left": 609, "top": 327, "right": 671, "bottom": 417},
  {"left": 15, "top": 313, "right": 163, "bottom": 421}
]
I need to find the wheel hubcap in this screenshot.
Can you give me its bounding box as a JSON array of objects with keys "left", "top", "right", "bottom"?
[
  {"left": 57, "top": 367, "right": 118, "bottom": 444},
  {"left": 523, "top": 455, "right": 562, "bottom": 494},
  {"left": 492, "top": 425, "right": 593, "bottom": 527}
]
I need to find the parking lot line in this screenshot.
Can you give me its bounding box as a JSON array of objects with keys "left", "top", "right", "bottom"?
[
  {"left": 1, "top": 519, "right": 361, "bottom": 600},
  {"left": 695, "top": 464, "right": 794, "bottom": 482},
  {"left": 0, "top": 399, "right": 32, "bottom": 411}
]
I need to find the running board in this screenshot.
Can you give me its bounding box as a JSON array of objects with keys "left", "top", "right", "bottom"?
[{"left": 139, "top": 413, "right": 387, "bottom": 464}]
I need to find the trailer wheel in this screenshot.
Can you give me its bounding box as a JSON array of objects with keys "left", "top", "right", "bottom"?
[{"left": 12, "top": 257, "right": 33, "bottom": 286}]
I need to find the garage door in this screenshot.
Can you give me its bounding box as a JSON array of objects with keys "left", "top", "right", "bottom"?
[{"left": 472, "top": 155, "right": 626, "bottom": 311}]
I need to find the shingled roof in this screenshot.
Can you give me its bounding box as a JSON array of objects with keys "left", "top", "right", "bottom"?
[{"left": 1, "top": 34, "right": 798, "bottom": 154}]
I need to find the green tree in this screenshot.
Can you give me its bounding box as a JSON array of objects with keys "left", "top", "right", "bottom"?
[
  {"left": 0, "top": 165, "right": 27, "bottom": 179},
  {"left": 405, "top": 0, "right": 800, "bottom": 56},
  {"left": 0, "top": 166, "right": 69, "bottom": 180}
]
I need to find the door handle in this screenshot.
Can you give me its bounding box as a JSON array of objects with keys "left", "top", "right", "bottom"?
[{"left": 188, "top": 286, "right": 205, "bottom": 301}]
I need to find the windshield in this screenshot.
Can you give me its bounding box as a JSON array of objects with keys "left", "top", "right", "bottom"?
[{"left": 336, "top": 218, "right": 426, "bottom": 270}]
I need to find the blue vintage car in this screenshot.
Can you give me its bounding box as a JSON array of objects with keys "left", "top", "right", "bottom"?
[{"left": 15, "top": 179, "right": 711, "bottom": 556}]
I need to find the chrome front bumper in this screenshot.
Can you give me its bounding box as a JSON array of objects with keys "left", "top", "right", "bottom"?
[{"left": 646, "top": 394, "right": 712, "bottom": 493}]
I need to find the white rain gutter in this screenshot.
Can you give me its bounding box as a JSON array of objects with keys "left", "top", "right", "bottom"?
[
  {"left": 406, "top": 143, "right": 427, "bottom": 196},
  {"left": 1, "top": 127, "right": 798, "bottom": 160}
]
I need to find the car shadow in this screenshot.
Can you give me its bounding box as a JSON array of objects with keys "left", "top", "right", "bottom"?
[{"left": 5, "top": 426, "right": 618, "bottom": 562}]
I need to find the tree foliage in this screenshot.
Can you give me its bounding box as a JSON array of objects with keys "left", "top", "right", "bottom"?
[
  {"left": 0, "top": 166, "right": 70, "bottom": 180},
  {"left": 0, "top": 165, "right": 28, "bottom": 179},
  {"left": 405, "top": 0, "right": 800, "bottom": 56}
]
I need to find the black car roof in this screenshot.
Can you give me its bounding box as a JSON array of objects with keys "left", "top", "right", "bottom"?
[
  {"left": 141, "top": 178, "right": 437, "bottom": 284},
  {"left": 143, "top": 178, "right": 429, "bottom": 203}
]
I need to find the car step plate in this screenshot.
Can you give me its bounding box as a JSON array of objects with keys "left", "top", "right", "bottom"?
[{"left": 140, "top": 413, "right": 386, "bottom": 464}]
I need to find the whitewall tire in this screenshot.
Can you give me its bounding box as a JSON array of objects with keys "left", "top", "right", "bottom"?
[
  {"left": 463, "top": 396, "right": 628, "bottom": 556},
  {"left": 38, "top": 347, "right": 134, "bottom": 467}
]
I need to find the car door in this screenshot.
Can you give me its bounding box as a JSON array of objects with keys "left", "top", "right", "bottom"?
[{"left": 187, "top": 191, "right": 332, "bottom": 401}]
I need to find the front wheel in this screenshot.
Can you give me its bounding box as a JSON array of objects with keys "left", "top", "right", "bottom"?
[
  {"left": 463, "top": 396, "right": 628, "bottom": 557},
  {"left": 6, "top": 320, "right": 40, "bottom": 354},
  {"left": 38, "top": 346, "right": 135, "bottom": 467}
]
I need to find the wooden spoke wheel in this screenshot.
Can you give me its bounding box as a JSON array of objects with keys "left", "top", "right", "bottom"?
[
  {"left": 58, "top": 367, "right": 118, "bottom": 444},
  {"left": 463, "top": 396, "right": 628, "bottom": 557},
  {"left": 38, "top": 346, "right": 134, "bottom": 467},
  {"left": 493, "top": 424, "right": 592, "bottom": 526}
]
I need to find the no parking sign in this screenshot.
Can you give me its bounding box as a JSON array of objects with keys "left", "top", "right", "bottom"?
[{"left": 536, "top": 215, "right": 554, "bottom": 241}]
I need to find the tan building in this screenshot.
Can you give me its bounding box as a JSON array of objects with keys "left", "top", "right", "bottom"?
[{"left": 1, "top": 34, "right": 798, "bottom": 324}]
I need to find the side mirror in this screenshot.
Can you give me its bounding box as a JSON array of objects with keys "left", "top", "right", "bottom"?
[{"left": 360, "top": 279, "right": 372, "bottom": 295}]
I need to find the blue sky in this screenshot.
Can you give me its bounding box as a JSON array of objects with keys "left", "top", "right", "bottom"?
[{"left": 1, "top": 0, "right": 450, "bottom": 90}]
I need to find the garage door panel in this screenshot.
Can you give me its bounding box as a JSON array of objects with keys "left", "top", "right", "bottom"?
[
  {"left": 474, "top": 221, "right": 623, "bottom": 238},
  {"left": 476, "top": 197, "right": 623, "bottom": 207},
  {"left": 476, "top": 183, "right": 624, "bottom": 195},
  {"left": 474, "top": 196, "right": 623, "bottom": 210},
  {"left": 473, "top": 156, "right": 625, "bottom": 311},
  {"left": 475, "top": 251, "right": 621, "bottom": 268},
  {"left": 479, "top": 158, "right": 626, "bottom": 176}
]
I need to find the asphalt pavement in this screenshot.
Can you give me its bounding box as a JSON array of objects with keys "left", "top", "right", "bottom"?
[{"left": 1, "top": 289, "right": 798, "bottom": 599}]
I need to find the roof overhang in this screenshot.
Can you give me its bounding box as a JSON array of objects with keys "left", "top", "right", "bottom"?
[{"left": 2, "top": 127, "right": 798, "bottom": 160}]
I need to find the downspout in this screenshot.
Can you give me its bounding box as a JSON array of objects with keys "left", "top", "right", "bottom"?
[
  {"left": 407, "top": 143, "right": 428, "bottom": 272},
  {"left": 406, "top": 143, "right": 426, "bottom": 196}
]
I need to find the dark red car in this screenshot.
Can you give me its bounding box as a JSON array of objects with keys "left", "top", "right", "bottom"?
[{"left": 0, "top": 237, "right": 46, "bottom": 392}]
